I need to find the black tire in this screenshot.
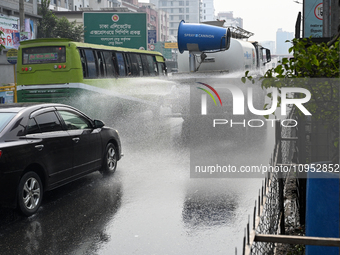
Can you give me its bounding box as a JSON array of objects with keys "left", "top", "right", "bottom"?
[
  {"left": 102, "top": 143, "right": 118, "bottom": 176},
  {"left": 17, "top": 172, "right": 43, "bottom": 216}
]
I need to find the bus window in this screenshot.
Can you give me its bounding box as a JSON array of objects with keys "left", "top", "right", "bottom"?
[
  {"left": 84, "top": 49, "right": 98, "bottom": 78},
  {"left": 124, "top": 53, "right": 131, "bottom": 76},
  {"left": 146, "top": 55, "right": 156, "bottom": 76},
  {"left": 135, "top": 54, "right": 143, "bottom": 76},
  {"left": 140, "top": 55, "right": 149, "bottom": 76},
  {"left": 103, "top": 51, "right": 116, "bottom": 77},
  {"left": 129, "top": 53, "right": 142, "bottom": 77},
  {"left": 79, "top": 49, "right": 87, "bottom": 78},
  {"left": 22, "top": 46, "right": 66, "bottom": 64},
  {"left": 116, "top": 52, "right": 126, "bottom": 76},
  {"left": 157, "top": 63, "right": 167, "bottom": 76},
  {"left": 96, "top": 51, "right": 105, "bottom": 77},
  {"left": 112, "top": 53, "right": 119, "bottom": 77}
]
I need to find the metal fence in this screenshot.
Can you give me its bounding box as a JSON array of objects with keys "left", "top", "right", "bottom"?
[
  {"left": 240, "top": 102, "right": 340, "bottom": 255},
  {"left": 241, "top": 108, "right": 300, "bottom": 255}
]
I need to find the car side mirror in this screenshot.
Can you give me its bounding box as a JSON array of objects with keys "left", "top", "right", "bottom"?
[{"left": 94, "top": 120, "right": 105, "bottom": 128}]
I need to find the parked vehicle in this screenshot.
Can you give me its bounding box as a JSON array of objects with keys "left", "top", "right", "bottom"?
[{"left": 0, "top": 103, "right": 123, "bottom": 216}]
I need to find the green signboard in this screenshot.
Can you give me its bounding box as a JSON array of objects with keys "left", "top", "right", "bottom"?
[{"left": 83, "top": 12, "right": 147, "bottom": 49}]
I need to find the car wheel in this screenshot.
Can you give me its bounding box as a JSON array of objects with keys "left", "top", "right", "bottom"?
[
  {"left": 102, "top": 143, "right": 118, "bottom": 176},
  {"left": 18, "top": 172, "right": 43, "bottom": 216}
]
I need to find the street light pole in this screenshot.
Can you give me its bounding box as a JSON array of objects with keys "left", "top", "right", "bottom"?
[{"left": 19, "top": 0, "right": 25, "bottom": 32}]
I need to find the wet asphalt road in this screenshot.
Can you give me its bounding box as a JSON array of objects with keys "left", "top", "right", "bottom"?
[{"left": 0, "top": 107, "right": 275, "bottom": 255}]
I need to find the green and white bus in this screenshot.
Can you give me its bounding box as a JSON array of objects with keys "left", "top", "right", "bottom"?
[{"left": 16, "top": 38, "right": 173, "bottom": 116}]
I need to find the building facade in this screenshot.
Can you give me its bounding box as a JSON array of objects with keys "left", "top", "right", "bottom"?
[
  {"left": 139, "top": 3, "right": 158, "bottom": 34},
  {"left": 139, "top": 3, "right": 158, "bottom": 49},
  {"left": 157, "top": 8, "right": 169, "bottom": 42},
  {"left": 150, "top": 0, "right": 201, "bottom": 39},
  {"left": 47, "top": 0, "right": 123, "bottom": 11},
  {"left": 47, "top": 0, "right": 75, "bottom": 11},
  {"left": 139, "top": 3, "right": 169, "bottom": 44},
  {"left": 217, "top": 11, "right": 243, "bottom": 28},
  {"left": 276, "top": 28, "right": 294, "bottom": 55},
  {"left": 121, "top": 0, "right": 139, "bottom": 12},
  {"left": 0, "top": 0, "right": 40, "bottom": 85},
  {"left": 201, "top": 0, "right": 214, "bottom": 22},
  {"left": 88, "top": 0, "right": 122, "bottom": 10}
]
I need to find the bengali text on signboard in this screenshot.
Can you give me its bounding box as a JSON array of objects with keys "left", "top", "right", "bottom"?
[{"left": 83, "top": 12, "right": 147, "bottom": 50}]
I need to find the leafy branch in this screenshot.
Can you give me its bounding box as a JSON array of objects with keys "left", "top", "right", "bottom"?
[
  {"left": 0, "top": 30, "right": 5, "bottom": 52},
  {"left": 37, "top": 0, "right": 84, "bottom": 41},
  {"left": 242, "top": 38, "right": 339, "bottom": 119},
  {"left": 242, "top": 37, "right": 340, "bottom": 161}
]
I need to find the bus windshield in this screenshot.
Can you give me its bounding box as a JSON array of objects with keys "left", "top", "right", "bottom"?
[{"left": 22, "top": 46, "right": 66, "bottom": 64}]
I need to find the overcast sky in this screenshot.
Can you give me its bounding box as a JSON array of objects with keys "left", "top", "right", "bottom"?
[
  {"left": 139, "top": 0, "right": 303, "bottom": 42},
  {"left": 213, "top": 0, "right": 302, "bottom": 42}
]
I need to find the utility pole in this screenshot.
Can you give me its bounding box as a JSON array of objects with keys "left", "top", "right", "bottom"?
[
  {"left": 323, "top": 0, "right": 330, "bottom": 37},
  {"left": 19, "top": 0, "right": 25, "bottom": 32},
  {"left": 331, "top": 0, "right": 340, "bottom": 36}
]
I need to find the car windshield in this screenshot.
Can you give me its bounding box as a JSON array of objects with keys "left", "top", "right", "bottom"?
[{"left": 0, "top": 112, "right": 16, "bottom": 133}]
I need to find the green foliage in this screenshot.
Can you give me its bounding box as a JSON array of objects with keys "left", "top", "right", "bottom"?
[
  {"left": 54, "top": 16, "right": 84, "bottom": 42},
  {"left": 286, "top": 226, "right": 305, "bottom": 255},
  {"left": 0, "top": 30, "right": 5, "bottom": 51},
  {"left": 37, "top": 0, "right": 58, "bottom": 38},
  {"left": 263, "top": 38, "right": 339, "bottom": 79},
  {"left": 242, "top": 38, "right": 339, "bottom": 121},
  {"left": 242, "top": 37, "right": 340, "bottom": 161},
  {"left": 37, "top": 0, "right": 83, "bottom": 41}
]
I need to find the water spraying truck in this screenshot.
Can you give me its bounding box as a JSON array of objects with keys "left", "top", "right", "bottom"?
[
  {"left": 176, "top": 21, "right": 271, "bottom": 73},
  {"left": 167, "top": 21, "right": 271, "bottom": 134}
]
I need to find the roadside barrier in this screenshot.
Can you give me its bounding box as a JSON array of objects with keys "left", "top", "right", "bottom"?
[{"left": 239, "top": 106, "right": 340, "bottom": 255}]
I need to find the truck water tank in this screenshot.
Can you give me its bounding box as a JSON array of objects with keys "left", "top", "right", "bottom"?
[
  {"left": 177, "top": 38, "right": 257, "bottom": 73},
  {"left": 177, "top": 20, "right": 230, "bottom": 53}
]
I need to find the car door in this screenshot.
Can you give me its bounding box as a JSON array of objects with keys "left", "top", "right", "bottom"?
[
  {"left": 26, "top": 109, "right": 74, "bottom": 188},
  {"left": 56, "top": 108, "right": 102, "bottom": 177}
]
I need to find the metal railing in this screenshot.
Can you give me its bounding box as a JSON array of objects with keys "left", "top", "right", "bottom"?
[
  {"left": 239, "top": 106, "right": 340, "bottom": 255},
  {"left": 240, "top": 108, "right": 299, "bottom": 255}
]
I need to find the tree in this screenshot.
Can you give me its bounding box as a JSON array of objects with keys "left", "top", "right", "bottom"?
[
  {"left": 262, "top": 38, "right": 339, "bottom": 79},
  {"left": 54, "top": 16, "right": 84, "bottom": 42},
  {"left": 37, "top": 0, "right": 83, "bottom": 41},
  {"left": 0, "top": 30, "right": 5, "bottom": 52},
  {"left": 243, "top": 37, "right": 340, "bottom": 162},
  {"left": 37, "top": 0, "right": 58, "bottom": 38}
]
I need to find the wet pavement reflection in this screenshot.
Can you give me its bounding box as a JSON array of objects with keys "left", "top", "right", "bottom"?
[
  {"left": 0, "top": 98, "right": 274, "bottom": 254},
  {"left": 0, "top": 173, "right": 122, "bottom": 254}
]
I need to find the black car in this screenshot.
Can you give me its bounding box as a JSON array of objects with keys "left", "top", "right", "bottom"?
[{"left": 0, "top": 103, "right": 122, "bottom": 216}]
